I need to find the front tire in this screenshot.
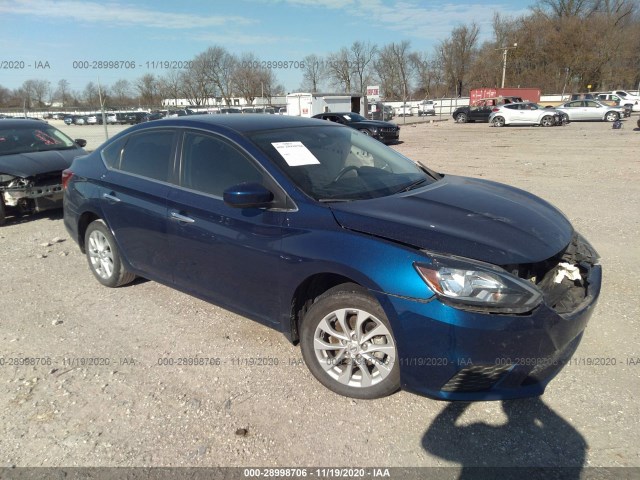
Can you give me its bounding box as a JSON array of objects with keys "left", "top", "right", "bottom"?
[
  {"left": 605, "top": 111, "right": 619, "bottom": 122},
  {"left": 359, "top": 129, "right": 371, "bottom": 136},
  {"left": 540, "top": 115, "right": 555, "bottom": 127},
  {"left": 85, "top": 219, "right": 136, "bottom": 288},
  {"left": 300, "top": 284, "right": 400, "bottom": 399}
]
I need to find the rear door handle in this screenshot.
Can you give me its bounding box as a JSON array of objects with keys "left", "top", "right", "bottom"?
[
  {"left": 103, "top": 193, "right": 121, "bottom": 203},
  {"left": 169, "top": 211, "right": 195, "bottom": 224}
]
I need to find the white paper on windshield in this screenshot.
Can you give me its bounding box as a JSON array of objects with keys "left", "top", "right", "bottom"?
[{"left": 272, "top": 141, "right": 320, "bottom": 167}]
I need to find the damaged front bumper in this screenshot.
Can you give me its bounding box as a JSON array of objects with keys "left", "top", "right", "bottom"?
[
  {"left": 382, "top": 233, "right": 602, "bottom": 401},
  {"left": 1, "top": 178, "right": 64, "bottom": 215}
]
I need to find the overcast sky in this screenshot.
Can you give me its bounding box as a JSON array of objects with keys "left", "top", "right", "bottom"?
[{"left": 0, "top": 0, "right": 535, "bottom": 94}]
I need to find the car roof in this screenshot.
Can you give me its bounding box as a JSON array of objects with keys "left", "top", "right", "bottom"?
[
  {"left": 0, "top": 119, "right": 50, "bottom": 128},
  {"left": 314, "top": 112, "right": 361, "bottom": 116},
  {"left": 139, "top": 114, "right": 330, "bottom": 133}
]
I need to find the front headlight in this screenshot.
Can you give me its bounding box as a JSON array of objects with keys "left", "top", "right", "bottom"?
[{"left": 415, "top": 253, "right": 543, "bottom": 314}]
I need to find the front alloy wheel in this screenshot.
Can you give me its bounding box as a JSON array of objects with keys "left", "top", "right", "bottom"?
[
  {"left": 85, "top": 219, "right": 136, "bottom": 288},
  {"left": 300, "top": 284, "right": 400, "bottom": 399},
  {"left": 605, "top": 111, "right": 619, "bottom": 122},
  {"left": 540, "top": 115, "right": 555, "bottom": 127},
  {"left": 455, "top": 112, "right": 468, "bottom": 123}
]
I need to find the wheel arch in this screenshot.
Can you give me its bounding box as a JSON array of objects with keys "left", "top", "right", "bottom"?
[
  {"left": 77, "top": 211, "right": 101, "bottom": 253},
  {"left": 288, "top": 272, "right": 366, "bottom": 344}
]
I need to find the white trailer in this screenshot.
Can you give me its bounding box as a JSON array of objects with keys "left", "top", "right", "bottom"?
[{"left": 285, "top": 93, "right": 364, "bottom": 117}]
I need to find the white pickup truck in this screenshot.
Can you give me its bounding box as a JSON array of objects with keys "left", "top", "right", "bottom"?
[{"left": 610, "top": 90, "right": 640, "bottom": 112}]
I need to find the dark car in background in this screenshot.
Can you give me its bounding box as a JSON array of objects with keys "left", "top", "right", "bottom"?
[
  {"left": 0, "top": 119, "right": 86, "bottom": 225},
  {"left": 123, "top": 112, "right": 148, "bottom": 125},
  {"left": 312, "top": 112, "right": 400, "bottom": 143},
  {"left": 141, "top": 112, "right": 166, "bottom": 122},
  {"left": 453, "top": 96, "right": 523, "bottom": 123},
  {"left": 63, "top": 115, "right": 600, "bottom": 401}
]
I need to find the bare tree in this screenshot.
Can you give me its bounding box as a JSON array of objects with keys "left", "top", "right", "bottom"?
[
  {"left": 234, "top": 53, "right": 271, "bottom": 104},
  {"left": 182, "top": 57, "right": 215, "bottom": 106},
  {"left": 111, "top": 79, "right": 132, "bottom": 106},
  {"left": 83, "top": 81, "right": 99, "bottom": 107},
  {"left": 193, "top": 47, "right": 237, "bottom": 106},
  {"left": 135, "top": 74, "right": 159, "bottom": 106},
  {"left": 326, "top": 47, "right": 352, "bottom": 91},
  {"left": 300, "top": 54, "right": 326, "bottom": 91},
  {"left": 157, "top": 70, "right": 183, "bottom": 106},
  {"left": 350, "top": 41, "right": 378, "bottom": 94},
  {"left": 55, "top": 79, "right": 70, "bottom": 106},
  {"left": 30, "top": 79, "right": 50, "bottom": 107},
  {"left": 533, "top": 0, "right": 599, "bottom": 18},
  {"left": 436, "top": 24, "right": 479, "bottom": 96}
]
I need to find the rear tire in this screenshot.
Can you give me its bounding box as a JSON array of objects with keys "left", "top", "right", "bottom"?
[
  {"left": 455, "top": 112, "right": 468, "bottom": 123},
  {"left": 0, "top": 198, "right": 6, "bottom": 226},
  {"left": 84, "top": 219, "right": 136, "bottom": 288}
]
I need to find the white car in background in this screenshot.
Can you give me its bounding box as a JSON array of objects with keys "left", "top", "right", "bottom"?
[
  {"left": 395, "top": 104, "right": 413, "bottom": 117},
  {"left": 418, "top": 100, "right": 436, "bottom": 116},
  {"left": 488, "top": 102, "right": 562, "bottom": 127},
  {"left": 555, "top": 100, "right": 625, "bottom": 122}
]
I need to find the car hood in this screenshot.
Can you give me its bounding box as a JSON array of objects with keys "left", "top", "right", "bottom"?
[
  {"left": 0, "top": 148, "right": 85, "bottom": 177},
  {"left": 350, "top": 120, "right": 397, "bottom": 129},
  {"left": 329, "top": 175, "right": 573, "bottom": 265}
]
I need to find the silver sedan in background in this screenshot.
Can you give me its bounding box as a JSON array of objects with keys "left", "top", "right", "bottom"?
[{"left": 555, "top": 100, "right": 625, "bottom": 122}]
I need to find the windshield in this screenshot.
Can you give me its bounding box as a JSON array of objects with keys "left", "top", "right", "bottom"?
[
  {"left": 342, "top": 113, "right": 366, "bottom": 122},
  {"left": 247, "top": 125, "right": 439, "bottom": 201},
  {"left": 0, "top": 125, "right": 77, "bottom": 156}
]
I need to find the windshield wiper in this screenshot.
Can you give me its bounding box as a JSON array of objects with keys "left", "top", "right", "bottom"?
[
  {"left": 318, "top": 198, "right": 356, "bottom": 203},
  {"left": 395, "top": 178, "right": 427, "bottom": 194}
]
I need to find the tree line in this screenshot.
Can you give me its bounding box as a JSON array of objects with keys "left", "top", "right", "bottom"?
[{"left": 1, "top": 0, "right": 638, "bottom": 109}]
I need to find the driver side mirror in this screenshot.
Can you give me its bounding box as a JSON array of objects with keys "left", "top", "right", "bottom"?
[{"left": 75, "top": 139, "right": 87, "bottom": 148}]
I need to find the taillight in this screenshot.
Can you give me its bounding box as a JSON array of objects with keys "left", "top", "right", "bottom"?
[
  {"left": 62, "top": 169, "right": 74, "bottom": 190},
  {"left": 492, "top": 107, "right": 500, "bottom": 112}
]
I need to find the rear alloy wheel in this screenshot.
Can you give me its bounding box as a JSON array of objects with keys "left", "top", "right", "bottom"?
[
  {"left": 605, "top": 111, "right": 619, "bottom": 122},
  {"left": 455, "top": 112, "right": 468, "bottom": 123},
  {"left": 300, "top": 284, "right": 400, "bottom": 399},
  {"left": 492, "top": 116, "right": 505, "bottom": 127},
  {"left": 540, "top": 115, "right": 555, "bottom": 127},
  {"left": 85, "top": 219, "right": 136, "bottom": 288},
  {"left": 561, "top": 113, "right": 570, "bottom": 125}
]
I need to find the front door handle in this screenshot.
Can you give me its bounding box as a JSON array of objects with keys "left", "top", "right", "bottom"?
[
  {"left": 169, "top": 211, "right": 195, "bottom": 224},
  {"left": 103, "top": 193, "right": 121, "bottom": 203}
]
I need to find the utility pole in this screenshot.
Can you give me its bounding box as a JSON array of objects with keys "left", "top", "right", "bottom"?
[{"left": 497, "top": 43, "right": 518, "bottom": 88}]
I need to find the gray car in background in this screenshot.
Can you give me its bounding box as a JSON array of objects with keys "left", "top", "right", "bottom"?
[{"left": 555, "top": 100, "right": 625, "bottom": 122}]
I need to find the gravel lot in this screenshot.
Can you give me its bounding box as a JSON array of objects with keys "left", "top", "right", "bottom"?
[{"left": 1, "top": 116, "right": 639, "bottom": 475}]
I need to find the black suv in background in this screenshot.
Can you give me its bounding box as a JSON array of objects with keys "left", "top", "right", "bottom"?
[{"left": 312, "top": 112, "right": 399, "bottom": 144}]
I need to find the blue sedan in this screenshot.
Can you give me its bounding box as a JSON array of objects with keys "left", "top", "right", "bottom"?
[{"left": 63, "top": 115, "right": 601, "bottom": 400}]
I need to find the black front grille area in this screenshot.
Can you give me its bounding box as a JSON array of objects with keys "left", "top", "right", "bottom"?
[
  {"left": 380, "top": 127, "right": 398, "bottom": 133},
  {"left": 441, "top": 364, "right": 512, "bottom": 392}
]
